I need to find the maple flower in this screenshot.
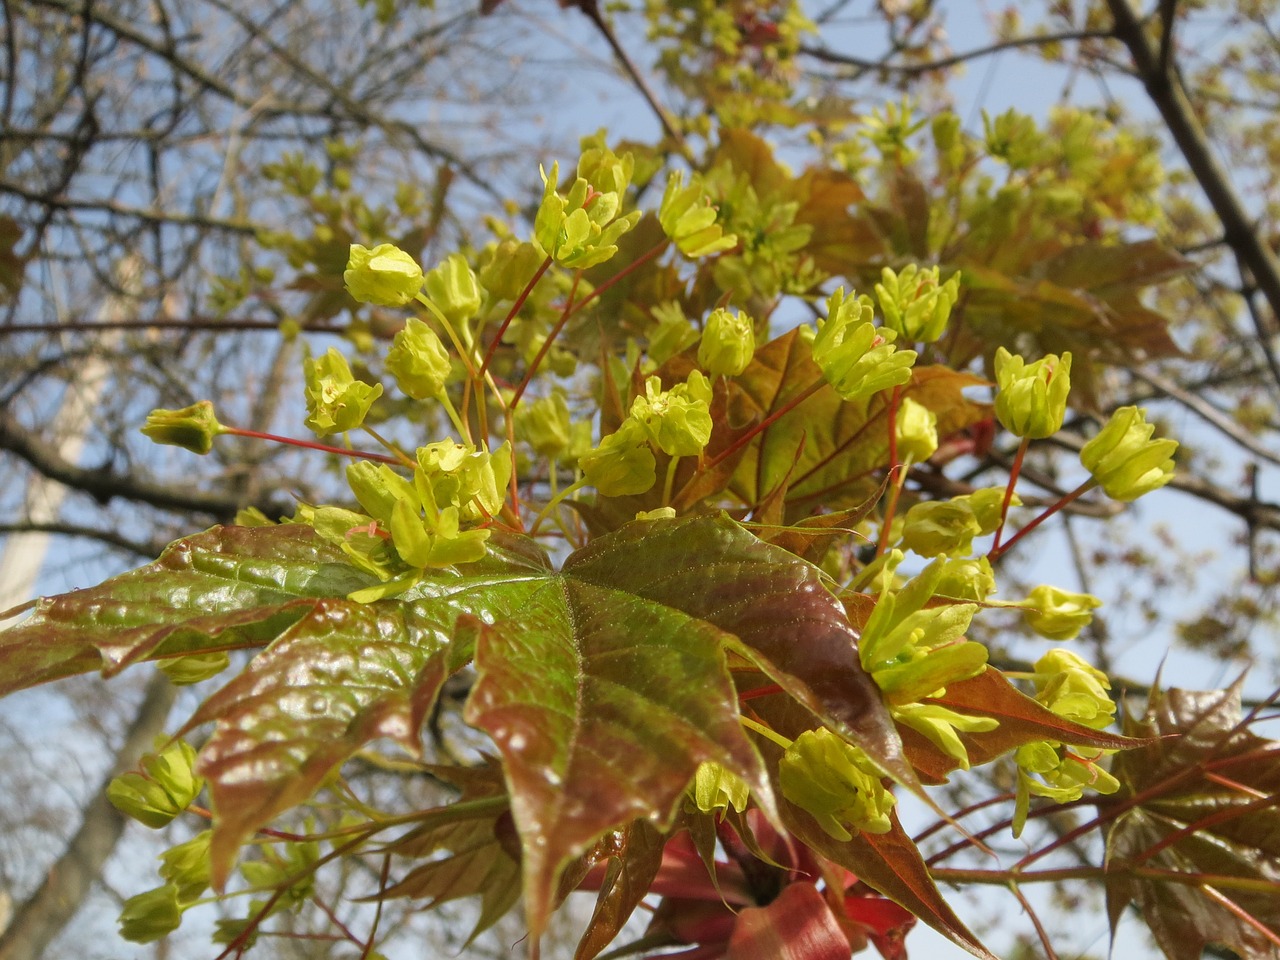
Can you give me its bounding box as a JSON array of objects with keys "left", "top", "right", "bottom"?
[
  {"left": 303, "top": 347, "right": 383, "bottom": 437},
  {"left": 894, "top": 396, "right": 938, "bottom": 464},
  {"left": 779, "top": 728, "right": 895, "bottom": 839},
  {"left": 874, "top": 264, "right": 960, "bottom": 343},
  {"left": 423, "top": 252, "right": 483, "bottom": 323},
  {"left": 386, "top": 317, "right": 452, "bottom": 400},
  {"left": 658, "top": 169, "right": 739, "bottom": 258},
  {"left": 1012, "top": 648, "right": 1120, "bottom": 835},
  {"left": 107, "top": 740, "right": 204, "bottom": 830},
  {"left": 534, "top": 161, "right": 641, "bottom": 269},
  {"left": 580, "top": 418, "right": 658, "bottom": 496},
  {"left": 118, "top": 885, "right": 183, "bottom": 943},
  {"left": 812, "top": 287, "right": 916, "bottom": 402},
  {"left": 698, "top": 306, "right": 755, "bottom": 378},
  {"left": 344, "top": 242, "right": 425, "bottom": 307},
  {"left": 994, "top": 347, "right": 1072, "bottom": 439},
  {"left": 1020, "top": 584, "right": 1103, "bottom": 641},
  {"left": 629, "top": 373, "right": 714, "bottom": 457},
  {"left": 1079, "top": 405, "right": 1178, "bottom": 501},
  {"left": 515, "top": 390, "right": 573, "bottom": 459},
  {"left": 141, "top": 400, "right": 226, "bottom": 455}
]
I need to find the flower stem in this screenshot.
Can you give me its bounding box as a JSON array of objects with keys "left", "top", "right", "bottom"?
[
  {"left": 990, "top": 435, "right": 1031, "bottom": 554},
  {"left": 739, "top": 715, "right": 793, "bottom": 750},
  {"left": 875, "top": 385, "right": 905, "bottom": 559},
  {"left": 222, "top": 426, "right": 401, "bottom": 464},
  {"left": 988, "top": 477, "right": 1096, "bottom": 561},
  {"left": 361, "top": 426, "right": 415, "bottom": 468},
  {"left": 480, "top": 255, "right": 552, "bottom": 378},
  {"left": 529, "top": 477, "right": 588, "bottom": 536}
]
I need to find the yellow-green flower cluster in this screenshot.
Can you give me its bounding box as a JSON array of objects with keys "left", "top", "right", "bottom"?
[
  {"left": 1012, "top": 649, "right": 1120, "bottom": 835},
  {"left": 900, "top": 488, "right": 1016, "bottom": 558},
  {"left": 303, "top": 348, "right": 383, "bottom": 437},
  {"left": 993, "top": 347, "right": 1072, "bottom": 440},
  {"left": 811, "top": 288, "right": 916, "bottom": 402},
  {"left": 1080, "top": 406, "right": 1178, "bottom": 501},
  {"left": 659, "top": 170, "right": 739, "bottom": 258},
  {"left": 779, "top": 728, "right": 894, "bottom": 839},
  {"left": 874, "top": 264, "right": 961, "bottom": 343},
  {"left": 310, "top": 441, "right": 509, "bottom": 601},
  {"left": 107, "top": 740, "right": 204, "bottom": 829},
  {"left": 581, "top": 372, "right": 715, "bottom": 498},
  {"left": 535, "top": 151, "right": 641, "bottom": 269}
]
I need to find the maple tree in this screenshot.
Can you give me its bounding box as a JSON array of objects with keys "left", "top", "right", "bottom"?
[{"left": 2, "top": 2, "right": 1280, "bottom": 959}]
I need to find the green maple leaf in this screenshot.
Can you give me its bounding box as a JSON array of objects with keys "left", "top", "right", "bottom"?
[{"left": 0, "top": 514, "right": 909, "bottom": 948}]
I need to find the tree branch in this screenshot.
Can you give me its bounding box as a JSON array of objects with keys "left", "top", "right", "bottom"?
[
  {"left": 799, "top": 28, "right": 1114, "bottom": 76},
  {"left": 0, "top": 673, "right": 176, "bottom": 960},
  {"left": 0, "top": 410, "right": 250, "bottom": 518},
  {"left": 1106, "top": 0, "right": 1280, "bottom": 351}
]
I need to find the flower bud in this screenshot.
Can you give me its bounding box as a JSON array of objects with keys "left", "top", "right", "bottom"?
[
  {"left": 1021, "top": 585, "right": 1102, "bottom": 641},
  {"left": 119, "top": 885, "right": 183, "bottom": 943},
  {"left": 580, "top": 418, "right": 657, "bottom": 497},
  {"left": 811, "top": 288, "right": 916, "bottom": 401},
  {"left": 141, "top": 401, "right": 225, "bottom": 455},
  {"left": 993, "top": 347, "right": 1072, "bottom": 440},
  {"left": 304, "top": 348, "right": 383, "bottom": 437},
  {"left": 107, "top": 740, "right": 204, "bottom": 829},
  {"left": 895, "top": 396, "right": 938, "bottom": 464},
  {"left": 779, "top": 728, "right": 895, "bottom": 839},
  {"left": 1080, "top": 405, "right": 1178, "bottom": 501},
  {"left": 158, "top": 830, "right": 213, "bottom": 903},
  {"left": 344, "top": 243, "right": 424, "bottom": 307},
  {"left": 516, "top": 390, "right": 573, "bottom": 459},
  {"left": 423, "top": 253, "right": 482, "bottom": 323},
  {"left": 934, "top": 556, "right": 997, "bottom": 601},
  {"left": 874, "top": 265, "right": 960, "bottom": 343},
  {"left": 386, "top": 318, "right": 452, "bottom": 400},
  {"left": 698, "top": 307, "right": 755, "bottom": 378},
  {"left": 900, "top": 499, "right": 983, "bottom": 557}
]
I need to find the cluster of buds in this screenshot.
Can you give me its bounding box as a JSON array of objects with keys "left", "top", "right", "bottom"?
[
  {"left": 859, "top": 553, "right": 995, "bottom": 768},
  {"left": 659, "top": 169, "right": 739, "bottom": 258},
  {"left": 535, "top": 147, "right": 641, "bottom": 269},
  {"left": 779, "top": 728, "right": 896, "bottom": 839},
  {"left": 811, "top": 288, "right": 916, "bottom": 403},
  {"left": 874, "top": 264, "right": 961, "bottom": 343},
  {"left": 304, "top": 347, "right": 383, "bottom": 437},
  {"left": 698, "top": 307, "right": 755, "bottom": 378},
  {"left": 1020, "top": 584, "right": 1102, "bottom": 641},
  {"left": 1013, "top": 649, "right": 1120, "bottom": 835},
  {"left": 581, "top": 373, "right": 714, "bottom": 497},
  {"left": 308, "top": 440, "right": 509, "bottom": 601},
  {"left": 107, "top": 739, "right": 204, "bottom": 830},
  {"left": 1080, "top": 405, "right": 1178, "bottom": 501},
  {"left": 994, "top": 347, "right": 1072, "bottom": 440}
]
